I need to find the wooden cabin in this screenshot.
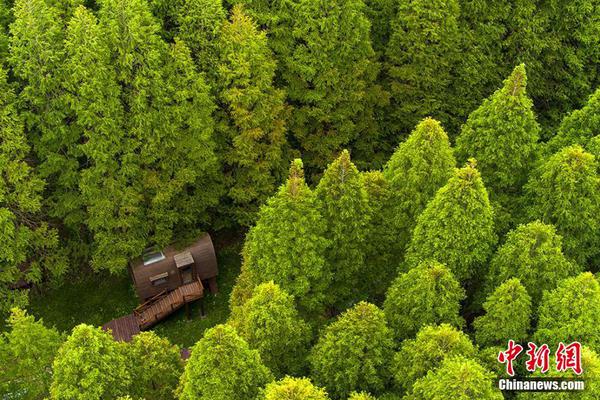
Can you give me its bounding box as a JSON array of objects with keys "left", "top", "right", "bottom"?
[{"left": 129, "top": 233, "right": 219, "bottom": 301}]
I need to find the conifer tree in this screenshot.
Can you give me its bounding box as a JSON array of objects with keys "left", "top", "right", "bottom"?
[
  {"left": 383, "top": 118, "right": 455, "bottom": 257},
  {"left": 9, "top": 0, "right": 83, "bottom": 229},
  {"left": 262, "top": 377, "right": 329, "bottom": 400},
  {"left": 0, "top": 309, "right": 63, "bottom": 399},
  {"left": 179, "top": 324, "right": 273, "bottom": 400},
  {"left": 547, "top": 88, "right": 600, "bottom": 154},
  {"left": 348, "top": 393, "right": 376, "bottom": 400},
  {"left": 124, "top": 331, "right": 183, "bottom": 400},
  {"left": 383, "top": 261, "right": 465, "bottom": 341},
  {"left": 485, "top": 221, "right": 578, "bottom": 306},
  {"left": 176, "top": 0, "right": 226, "bottom": 73},
  {"left": 229, "top": 282, "right": 311, "bottom": 377},
  {"left": 525, "top": 145, "right": 600, "bottom": 266},
  {"left": 456, "top": 64, "right": 540, "bottom": 232},
  {"left": 362, "top": 0, "right": 395, "bottom": 55},
  {"left": 473, "top": 278, "right": 532, "bottom": 348},
  {"left": 386, "top": 0, "right": 462, "bottom": 134},
  {"left": 408, "top": 356, "right": 503, "bottom": 400},
  {"left": 0, "top": 0, "right": 10, "bottom": 63},
  {"left": 50, "top": 324, "right": 130, "bottom": 400},
  {"left": 535, "top": 272, "right": 600, "bottom": 352},
  {"left": 310, "top": 302, "right": 394, "bottom": 398},
  {"left": 392, "top": 324, "right": 476, "bottom": 393},
  {"left": 406, "top": 161, "right": 496, "bottom": 283},
  {"left": 0, "top": 66, "right": 65, "bottom": 312},
  {"left": 360, "top": 171, "right": 396, "bottom": 298},
  {"left": 242, "top": 159, "right": 330, "bottom": 313},
  {"left": 215, "top": 6, "right": 288, "bottom": 227},
  {"left": 315, "top": 150, "right": 370, "bottom": 306},
  {"left": 282, "top": 0, "right": 383, "bottom": 174}
]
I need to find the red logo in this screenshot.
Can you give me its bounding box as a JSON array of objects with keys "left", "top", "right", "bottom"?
[{"left": 498, "top": 341, "right": 583, "bottom": 376}]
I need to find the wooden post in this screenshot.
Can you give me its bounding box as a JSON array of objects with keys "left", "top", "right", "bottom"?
[
  {"left": 200, "top": 298, "right": 207, "bottom": 319},
  {"left": 185, "top": 301, "right": 191, "bottom": 320}
]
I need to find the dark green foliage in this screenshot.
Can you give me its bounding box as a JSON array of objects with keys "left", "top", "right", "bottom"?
[
  {"left": 383, "top": 118, "right": 455, "bottom": 258},
  {"left": 384, "top": 261, "right": 465, "bottom": 341},
  {"left": 386, "top": 0, "right": 462, "bottom": 134},
  {"left": 406, "top": 162, "right": 497, "bottom": 282},
  {"left": 0, "top": 309, "right": 63, "bottom": 399},
  {"left": 0, "top": 0, "right": 10, "bottom": 63},
  {"left": 407, "top": 356, "right": 503, "bottom": 400},
  {"left": 125, "top": 331, "right": 183, "bottom": 400},
  {"left": 215, "top": 5, "right": 288, "bottom": 227},
  {"left": 525, "top": 145, "right": 600, "bottom": 266},
  {"left": 473, "top": 278, "right": 532, "bottom": 347},
  {"left": 392, "top": 324, "right": 476, "bottom": 394},
  {"left": 50, "top": 324, "right": 130, "bottom": 399},
  {"left": 535, "top": 272, "right": 600, "bottom": 352},
  {"left": 456, "top": 64, "right": 540, "bottom": 232},
  {"left": 0, "top": 66, "right": 65, "bottom": 312},
  {"left": 315, "top": 150, "right": 370, "bottom": 306},
  {"left": 229, "top": 281, "right": 311, "bottom": 377},
  {"left": 485, "top": 221, "right": 578, "bottom": 306},
  {"left": 310, "top": 302, "right": 394, "bottom": 399},
  {"left": 262, "top": 377, "right": 329, "bottom": 400},
  {"left": 241, "top": 159, "right": 330, "bottom": 314},
  {"left": 178, "top": 324, "right": 273, "bottom": 400}
]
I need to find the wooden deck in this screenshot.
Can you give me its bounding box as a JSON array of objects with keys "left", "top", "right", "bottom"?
[{"left": 102, "top": 279, "right": 204, "bottom": 341}]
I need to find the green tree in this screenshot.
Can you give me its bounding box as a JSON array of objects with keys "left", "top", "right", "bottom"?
[
  {"left": 215, "top": 5, "right": 288, "bottom": 227},
  {"left": 392, "top": 324, "right": 476, "bottom": 394},
  {"left": 407, "top": 356, "right": 503, "bottom": 400},
  {"left": 383, "top": 261, "right": 465, "bottom": 341},
  {"left": 525, "top": 145, "right": 600, "bottom": 266},
  {"left": 382, "top": 118, "right": 455, "bottom": 258},
  {"left": 230, "top": 282, "right": 311, "bottom": 377},
  {"left": 315, "top": 150, "right": 370, "bottom": 306},
  {"left": 241, "top": 159, "right": 330, "bottom": 313},
  {"left": 406, "top": 161, "right": 497, "bottom": 283},
  {"left": 0, "top": 309, "right": 63, "bottom": 399},
  {"left": 283, "top": 0, "right": 384, "bottom": 174},
  {"left": 176, "top": 0, "right": 226, "bottom": 73},
  {"left": 0, "top": 66, "right": 66, "bottom": 312},
  {"left": 0, "top": 0, "right": 10, "bottom": 63},
  {"left": 125, "top": 331, "right": 183, "bottom": 400},
  {"left": 386, "top": 0, "right": 462, "bottom": 134},
  {"left": 348, "top": 393, "right": 376, "bottom": 400},
  {"left": 547, "top": 88, "right": 600, "bottom": 155},
  {"left": 262, "top": 377, "right": 329, "bottom": 400},
  {"left": 535, "top": 272, "right": 600, "bottom": 352},
  {"left": 178, "top": 324, "right": 273, "bottom": 400},
  {"left": 485, "top": 221, "right": 577, "bottom": 306},
  {"left": 473, "top": 278, "right": 532, "bottom": 347},
  {"left": 310, "top": 302, "right": 394, "bottom": 398},
  {"left": 50, "top": 324, "right": 130, "bottom": 400},
  {"left": 456, "top": 64, "right": 540, "bottom": 232}
]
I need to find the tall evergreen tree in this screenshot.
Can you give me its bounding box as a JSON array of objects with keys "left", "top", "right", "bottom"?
[
  {"left": 406, "top": 161, "right": 496, "bottom": 283},
  {"left": 282, "top": 0, "right": 384, "bottom": 173},
  {"left": 0, "top": 66, "right": 65, "bottom": 312},
  {"left": 535, "top": 272, "right": 600, "bottom": 352},
  {"left": 178, "top": 324, "right": 273, "bottom": 400},
  {"left": 525, "top": 145, "right": 600, "bottom": 266},
  {"left": 229, "top": 282, "right": 311, "bottom": 377},
  {"left": 384, "top": 261, "right": 465, "bottom": 341},
  {"left": 241, "top": 159, "right": 330, "bottom": 313},
  {"left": 456, "top": 64, "right": 540, "bottom": 232},
  {"left": 124, "top": 331, "right": 183, "bottom": 400},
  {"left": 485, "top": 221, "right": 578, "bottom": 306},
  {"left": 310, "top": 302, "right": 394, "bottom": 398},
  {"left": 315, "top": 150, "right": 370, "bottom": 306},
  {"left": 473, "top": 278, "right": 532, "bottom": 347},
  {"left": 176, "top": 0, "right": 226, "bottom": 73},
  {"left": 262, "top": 377, "right": 329, "bottom": 400},
  {"left": 408, "top": 356, "right": 503, "bottom": 400},
  {"left": 383, "top": 118, "right": 455, "bottom": 258},
  {"left": 50, "top": 324, "right": 130, "bottom": 400},
  {"left": 0, "top": 309, "right": 63, "bottom": 399},
  {"left": 215, "top": 5, "right": 288, "bottom": 227},
  {"left": 392, "top": 324, "right": 476, "bottom": 394},
  {"left": 386, "top": 0, "right": 462, "bottom": 134}
]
